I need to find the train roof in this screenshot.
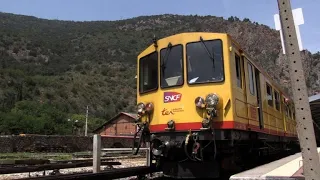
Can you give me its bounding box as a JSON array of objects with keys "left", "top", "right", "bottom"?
[{"left": 138, "top": 32, "right": 228, "bottom": 57}]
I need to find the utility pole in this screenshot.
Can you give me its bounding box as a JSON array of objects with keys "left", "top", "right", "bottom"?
[
  {"left": 85, "top": 105, "right": 88, "bottom": 136},
  {"left": 277, "top": 0, "right": 320, "bottom": 179}
]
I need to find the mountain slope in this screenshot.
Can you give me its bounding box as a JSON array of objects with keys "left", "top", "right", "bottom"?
[{"left": 0, "top": 13, "right": 319, "bottom": 134}]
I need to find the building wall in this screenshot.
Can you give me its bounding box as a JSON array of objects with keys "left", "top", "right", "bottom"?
[
  {"left": 99, "top": 114, "right": 137, "bottom": 136},
  {"left": 0, "top": 135, "right": 135, "bottom": 153}
]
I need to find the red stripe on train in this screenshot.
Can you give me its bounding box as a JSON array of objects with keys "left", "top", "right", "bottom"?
[{"left": 149, "top": 121, "right": 297, "bottom": 137}]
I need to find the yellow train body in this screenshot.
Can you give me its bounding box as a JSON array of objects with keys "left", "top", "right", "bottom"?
[{"left": 136, "top": 32, "right": 297, "bottom": 138}]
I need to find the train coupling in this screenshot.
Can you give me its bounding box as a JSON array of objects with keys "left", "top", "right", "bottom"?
[{"left": 151, "top": 139, "right": 176, "bottom": 157}]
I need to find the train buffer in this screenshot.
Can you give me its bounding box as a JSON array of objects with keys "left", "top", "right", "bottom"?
[{"left": 230, "top": 147, "right": 320, "bottom": 179}]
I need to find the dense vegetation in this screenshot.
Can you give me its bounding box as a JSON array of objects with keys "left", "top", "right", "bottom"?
[{"left": 0, "top": 12, "right": 319, "bottom": 135}]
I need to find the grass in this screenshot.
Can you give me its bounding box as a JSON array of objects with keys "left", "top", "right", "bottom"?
[
  {"left": 0, "top": 151, "right": 144, "bottom": 161},
  {"left": 0, "top": 152, "right": 75, "bottom": 160}
]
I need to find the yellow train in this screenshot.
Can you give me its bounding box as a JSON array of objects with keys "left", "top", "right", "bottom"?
[{"left": 134, "top": 32, "right": 299, "bottom": 178}]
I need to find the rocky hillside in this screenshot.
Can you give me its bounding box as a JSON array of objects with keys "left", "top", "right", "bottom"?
[{"left": 0, "top": 13, "right": 319, "bottom": 134}]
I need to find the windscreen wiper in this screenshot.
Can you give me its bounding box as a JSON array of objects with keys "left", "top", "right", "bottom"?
[
  {"left": 200, "top": 36, "right": 215, "bottom": 68},
  {"left": 161, "top": 42, "right": 172, "bottom": 73}
]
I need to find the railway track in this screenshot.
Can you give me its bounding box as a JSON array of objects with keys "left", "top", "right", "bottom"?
[
  {"left": 0, "top": 148, "right": 294, "bottom": 179},
  {"left": 18, "top": 166, "right": 160, "bottom": 180},
  {"left": 0, "top": 161, "right": 120, "bottom": 175},
  {"left": 0, "top": 151, "right": 149, "bottom": 179}
]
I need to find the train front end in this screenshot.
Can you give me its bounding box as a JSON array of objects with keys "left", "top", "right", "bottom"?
[{"left": 135, "top": 32, "right": 233, "bottom": 178}]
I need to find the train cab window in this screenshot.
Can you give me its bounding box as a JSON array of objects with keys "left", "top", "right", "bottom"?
[
  {"left": 248, "top": 62, "right": 255, "bottom": 95},
  {"left": 186, "top": 39, "right": 224, "bottom": 84},
  {"left": 139, "top": 51, "right": 158, "bottom": 93},
  {"left": 160, "top": 44, "right": 183, "bottom": 88},
  {"left": 274, "top": 90, "right": 280, "bottom": 111},
  {"left": 266, "top": 83, "right": 273, "bottom": 107},
  {"left": 235, "top": 54, "right": 242, "bottom": 88}
]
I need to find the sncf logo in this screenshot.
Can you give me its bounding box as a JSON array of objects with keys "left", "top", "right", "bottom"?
[{"left": 164, "top": 92, "right": 182, "bottom": 103}]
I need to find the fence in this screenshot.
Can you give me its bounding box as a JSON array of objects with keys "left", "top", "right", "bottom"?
[
  {"left": 0, "top": 135, "right": 135, "bottom": 153},
  {"left": 92, "top": 134, "right": 150, "bottom": 173}
]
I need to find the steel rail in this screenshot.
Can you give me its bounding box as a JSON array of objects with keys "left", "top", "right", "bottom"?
[
  {"left": 49, "top": 158, "right": 115, "bottom": 164},
  {"left": 101, "top": 148, "right": 149, "bottom": 151},
  {"left": 0, "top": 161, "right": 120, "bottom": 174},
  {"left": 19, "top": 166, "right": 159, "bottom": 180}
]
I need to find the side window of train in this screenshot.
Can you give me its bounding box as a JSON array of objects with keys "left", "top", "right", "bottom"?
[
  {"left": 288, "top": 105, "right": 292, "bottom": 119},
  {"left": 274, "top": 90, "right": 280, "bottom": 111},
  {"left": 283, "top": 97, "right": 289, "bottom": 116},
  {"left": 235, "top": 53, "right": 242, "bottom": 88},
  {"left": 266, "top": 83, "right": 273, "bottom": 107},
  {"left": 247, "top": 62, "right": 255, "bottom": 95}
]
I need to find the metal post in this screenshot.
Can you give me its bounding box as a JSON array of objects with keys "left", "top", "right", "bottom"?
[
  {"left": 85, "top": 105, "right": 88, "bottom": 136},
  {"left": 145, "top": 142, "right": 151, "bottom": 166},
  {"left": 93, "top": 134, "right": 101, "bottom": 173},
  {"left": 277, "top": 0, "right": 320, "bottom": 179}
]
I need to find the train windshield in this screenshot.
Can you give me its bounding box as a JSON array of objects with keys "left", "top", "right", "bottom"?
[
  {"left": 186, "top": 39, "right": 224, "bottom": 84},
  {"left": 139, "top": 51, "right": 158, "bottom": 93},
  {"left": 160, "top": 44, "right": 183, "bottom": 88}
]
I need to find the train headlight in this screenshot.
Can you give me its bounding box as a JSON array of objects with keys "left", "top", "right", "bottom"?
[
  {"left": 205, "top": 93, "right": 219, "bottom": 108},
  {"left": 137, "top": 103, "right": 145, "bottom": 115},
  {"left": 145, "top": 102, "right": 154, "bottom": 113},
  {"left": 194, "top": 97, "right": 205, "bottom": 108}
]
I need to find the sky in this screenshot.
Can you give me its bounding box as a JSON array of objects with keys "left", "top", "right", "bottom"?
[{"left": 0, "top": 0, "right": 319, "bottom": 53}]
